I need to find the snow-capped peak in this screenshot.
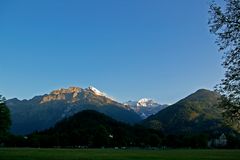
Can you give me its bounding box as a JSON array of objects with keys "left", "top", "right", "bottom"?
[
  {"left": 125, "top": 98, "right": 166, "bottom": 119},
  {"left": 88, "top": 86, "right": 106, "bottom": 96},
  {"left": 87, "top": 86, "right": 116, "bottom": 101},
  {"left": 136, "top": 98, "right": 159, "bottom": 107}
]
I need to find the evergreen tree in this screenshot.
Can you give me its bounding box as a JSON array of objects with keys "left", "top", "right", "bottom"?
[{"left": 0, "top": 95, "right": 11, "bottom": 143}]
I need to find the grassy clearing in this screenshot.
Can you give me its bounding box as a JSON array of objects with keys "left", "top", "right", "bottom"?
[{"left": 0, "top": 148, "right": 240, "bottom": 160}]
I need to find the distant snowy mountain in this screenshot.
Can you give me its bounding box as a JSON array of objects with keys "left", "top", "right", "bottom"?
[
  {"left": 137, "top": 98, "right": 159, "bottom": 107},
  {"left": 125, "top": 98, "right": 168, "bottom": 119}
]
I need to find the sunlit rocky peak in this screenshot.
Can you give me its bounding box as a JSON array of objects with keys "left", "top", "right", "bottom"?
[
  {"left": 40, "top": 87, "right": 82, "bottom": 104},
  {"left": 50, "top": 87, "right": 81, "bottom": 95}
]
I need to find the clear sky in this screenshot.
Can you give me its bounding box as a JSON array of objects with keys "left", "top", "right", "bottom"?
[{"left": 0, "top": 0, "right": 224, "bottom": 104}]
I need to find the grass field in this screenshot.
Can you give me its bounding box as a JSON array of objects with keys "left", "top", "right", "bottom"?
[{"left": 0, "top": 148, "right": 240, "bottom": 160}]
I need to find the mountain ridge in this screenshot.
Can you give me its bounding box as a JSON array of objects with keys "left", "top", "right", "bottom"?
[
  {"left": 142, "top": 89, "right": 235, "bottom": 134},
  {"left": 6, "top": 86, "right": 141, "bottom": 135},
  {"left": 27, "top": 110, "right": 164, "bottom": 148}
]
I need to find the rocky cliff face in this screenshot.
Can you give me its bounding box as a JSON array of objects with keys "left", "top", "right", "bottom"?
[{"left": 41, "top": 87, "right": 82, "bottom": 103}]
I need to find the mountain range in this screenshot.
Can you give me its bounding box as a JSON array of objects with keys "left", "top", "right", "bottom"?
[
  {"left": 6, "top": 86, "right": 141, "bottom": 135},
  {"left": 6, "top": 86, "right": 239, "bottom": 136}
]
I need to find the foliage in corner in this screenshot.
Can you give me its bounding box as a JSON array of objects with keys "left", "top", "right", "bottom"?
[{"left": 209, "top": 0, "right": 240, "bottom": 127}]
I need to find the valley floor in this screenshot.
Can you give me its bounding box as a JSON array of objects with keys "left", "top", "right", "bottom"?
[{"left": 0, "top": 148, "right": 240, "bottom": 160}]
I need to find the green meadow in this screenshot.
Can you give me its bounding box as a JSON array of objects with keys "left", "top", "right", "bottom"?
[{"left": 0, "top": 148, "right": 240, "bottom": 160}]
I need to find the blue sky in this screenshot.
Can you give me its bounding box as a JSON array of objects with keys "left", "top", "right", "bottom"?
[{"left": 0, "top": 0, "right": 224, "bottom": 104}]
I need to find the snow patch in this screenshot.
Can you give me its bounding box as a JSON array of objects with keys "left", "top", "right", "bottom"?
[
  {"left": 87, "top": 86, "right": 115, "bottom": 101},
  {"left": 88, "top": 86, "right": 106, "bottom": 96},
  {"left": 137, "top": 98, "right": 159, "bottom": 107}
]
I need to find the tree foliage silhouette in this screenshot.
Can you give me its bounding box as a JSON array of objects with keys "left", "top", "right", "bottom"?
[
  {"left": 209, "top": 0, "right": 240, "bottom": 126},
  {"left": 0, "top": 95, "right": 11, "bottom": 143}
]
